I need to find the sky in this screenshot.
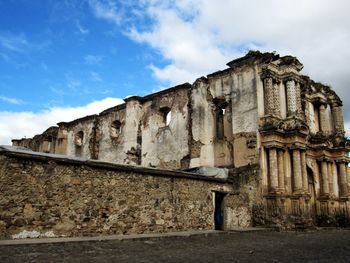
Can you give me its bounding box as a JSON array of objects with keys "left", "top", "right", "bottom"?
[{"left": 1, "top": 0, "right": 350, "bottom": 145}]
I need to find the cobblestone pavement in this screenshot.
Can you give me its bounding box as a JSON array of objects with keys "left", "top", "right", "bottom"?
[{"left": 1, "top": 229, "right": 350, "bottom": 263}]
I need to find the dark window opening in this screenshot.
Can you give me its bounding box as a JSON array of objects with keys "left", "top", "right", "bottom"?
[
  {"left": 75, "top": 131, "right": 84, "bottom": 157},
  {"left": 111, "top": 120, "right": 122, "bottom": 138},
  {"left": 160, "top": 107, "right": 171, "bottom": 127},
  {"left": 213, "top": 99, "right": 228, "bottom": 140},
  {"left": 313, "top": 103, "right": 320, "bottom": 132},
  {"left": 216, "top": 107, "right": 225, "bottom": 140}
]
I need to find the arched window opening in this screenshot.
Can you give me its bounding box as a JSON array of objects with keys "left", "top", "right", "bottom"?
[
  {"left": 75, "top": 131, "right": 84, "bottom": 157},
  {"left": 313, "top": 102, "right": 320, "bottom": 132},
  {"left": 213, "top": 99, "right": 228, "bottom": 140},
  {"left": 160, "top": 107, "right": 171, "bottom": 127},
  {"left": 111, "top": 120, "right": 122, "bottom": 138},
  {"left": 216, "top": 108, "right": 225, "bottom": 140},
  {"left": 75, "top": 131, "right": 84, "bottom": 146},
  {"left": 165, "top": 111, "right": 171, "bottom": 126}
]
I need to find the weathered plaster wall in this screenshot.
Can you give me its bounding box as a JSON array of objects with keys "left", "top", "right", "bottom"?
[
  {"left": 190, "top": 78, "right": 216, "bottom": 168},
  {"left": 66, "top": 116, "right": 97, "bottom": 159},
  {"left": 123, "top": 98, "right": 143, "bottom": 165},
  {"left": 0, "top": 149, "right": 241, "bottom": 239},
  {"left": 190, "top": 66, "right": 259, "bottom": 168},
  {"left": 232, "top": 132, "right": 258, "bottom": 167},
  {"left": 97, "top": 107, "right": 126, "bottom": 163},
  {"left": 141, "top": 88, "right": 190, "bottom": 169},
  {"left": 229, "top": 67, "right": 259, "bottom": 134}
]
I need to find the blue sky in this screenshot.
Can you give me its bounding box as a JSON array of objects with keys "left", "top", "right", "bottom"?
[
  {"left": 1, "top": 0, "right": 350, "bottom": 144},
  {"left": 0, "top": 0, "right": 166, "bottom": 113}
]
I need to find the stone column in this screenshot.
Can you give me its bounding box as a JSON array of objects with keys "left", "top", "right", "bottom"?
[
  {"left": 348, "top": 166, "right": 350, "bottom": 196},
  {"left": 295, "top": 82, "right": 303, "bottom": 118},
  {"left": 328, "top": 162, "right": 334, "bottom": 196},
  {"left": 321, "top": 161, "right": 329, "bottom": 196},
  {"left": 338, "top": 162, "right": 348, "bottom": 197},
  {"left": 292, "top": 149, "right": 303, "bottom": 193},
  {"left": 273, "top": 82, "right": 281, "bottom": 117},
  {"left": 301, "top": 151, "right": 308, "bottom": 193},
  {"left": 286, "top": 79, "right": 297, "bottom": 116},
  {"left": 332, "top": 104, "right": 344, "bottom": 132},
  {"left": 269, "top": 148, "right": 279, "bottom": 193},
  {"left": 277, "top": 149, "right": 285, "bottom": 192},
  {"left": 319, "top": 104, "right": 328, "bottom": 132},
  {"left": 264, "top": 78, "right": 274, "bottom": 115}
]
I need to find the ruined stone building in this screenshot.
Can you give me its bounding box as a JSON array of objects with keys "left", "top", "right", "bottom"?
[{"left": 3, "top": 51, "right": 349, "bottom": 237}]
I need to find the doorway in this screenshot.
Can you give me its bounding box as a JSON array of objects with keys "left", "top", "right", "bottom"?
[{"left": 214, "top": 192, "right": 226, "bottom": 230}]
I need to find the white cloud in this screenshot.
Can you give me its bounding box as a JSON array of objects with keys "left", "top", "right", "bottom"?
[
  {"left": 0, "top": 32, "right": 50, "bottom": 53},
  {"left": 124, "top": 0, "right": 350, "bottom": 120},
  {"left": 76, "top": 20, "right": 89, "bottom": 35},
  {"left": 89, "top": 0, "right": 350, "bottom": 125},
  {"left": 67, "top": 79, "right": 81, "bottom": 91},
  {"left": 40, "top": 62, "right": 49, "bottom": 72},
  {"left": 84, "top": 54, "right": 104, "bottom": 65},
  {"left": 49, "top": 86, "right": 66, "bottom": 96},
  {"left": 90, "top": 71, "right": 103, "bottom": 82},
  {"left": 0, "top": 97, "right": 124, "bottom": 145},
  {"left": 0, "top": 95, "right": 24, "bottom": 105},
  {"left": 0, "top": 52, "right": 10, "bottom": 62},
  {"left": 345, "top": 122, "right": 350, "bottom": 138},
  {"left": 0, "top": 32, "right": 30, "bottom": 53},
  {"left": 148, "top": 64, "right": 199, "bottom": 85},
  {"left": 88, "top": 0, "right": 122, "bottom": 25}
]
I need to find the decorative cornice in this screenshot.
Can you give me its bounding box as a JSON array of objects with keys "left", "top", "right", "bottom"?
[{"left": 260, "top": 68, "right": 303, "bottom": 84}]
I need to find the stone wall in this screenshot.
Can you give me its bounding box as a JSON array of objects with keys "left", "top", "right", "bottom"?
[
  {"left": 140, "top": 86, "right": 190, "bottom": 169},
  {"left": 0, "top": 147, "right": 245, "bottom": 239},
  {"left": 226, "top": 164, "right": 261, "bottom": 228}
]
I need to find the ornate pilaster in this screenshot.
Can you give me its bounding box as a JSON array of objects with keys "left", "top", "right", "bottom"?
[
  {"left": 264, "top": 78, "right": 274, "bottom": 116},
  {"left": 301, "top": 151, "right": 308, "bottom": 193},
  {"left": 321, "top": 161, "right": 330, "bottom": 197},
  {"left": 319, "top": 104, "right": 328, "bottom": 132},
  {"left": 348, "top": 167, "right": 350, "bottom": 197},
  {"left": 286, "top": 79, "right": 297, "bottom": 116},
  {"left": 277, "top": 149, "right": 285, "bottom": 192},
  {"left": 292, "top": 149, "right": 303, "bottom": 193},
  {"left": 338, "top": 162, "right": 348, "bottom": 198},
  {"left": 328, "top": 162, "right": 334, "bottom": 196},
  {"left": 332, "top": 104, "right": 344, "bottom": 132},
  {"left": 269, "top": 148, "right": 279, "bottom": 193},
  {"left": 295, "top": 81, "right": 303, "bottom": 118},
  {"left": 273, "top": 82, "right": 281, "bottom": 117}
]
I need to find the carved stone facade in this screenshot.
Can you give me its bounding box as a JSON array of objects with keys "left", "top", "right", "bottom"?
[{"left": 12, "top": 51, "right": 350, "bottom": 228}]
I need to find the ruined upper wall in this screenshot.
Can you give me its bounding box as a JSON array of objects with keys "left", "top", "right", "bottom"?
[
  {"left": 11, "top": 51, "right": 347, "bottom": 171},
  {"left": 190, "top": 61, "right": 260, "bottom": 168}
]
